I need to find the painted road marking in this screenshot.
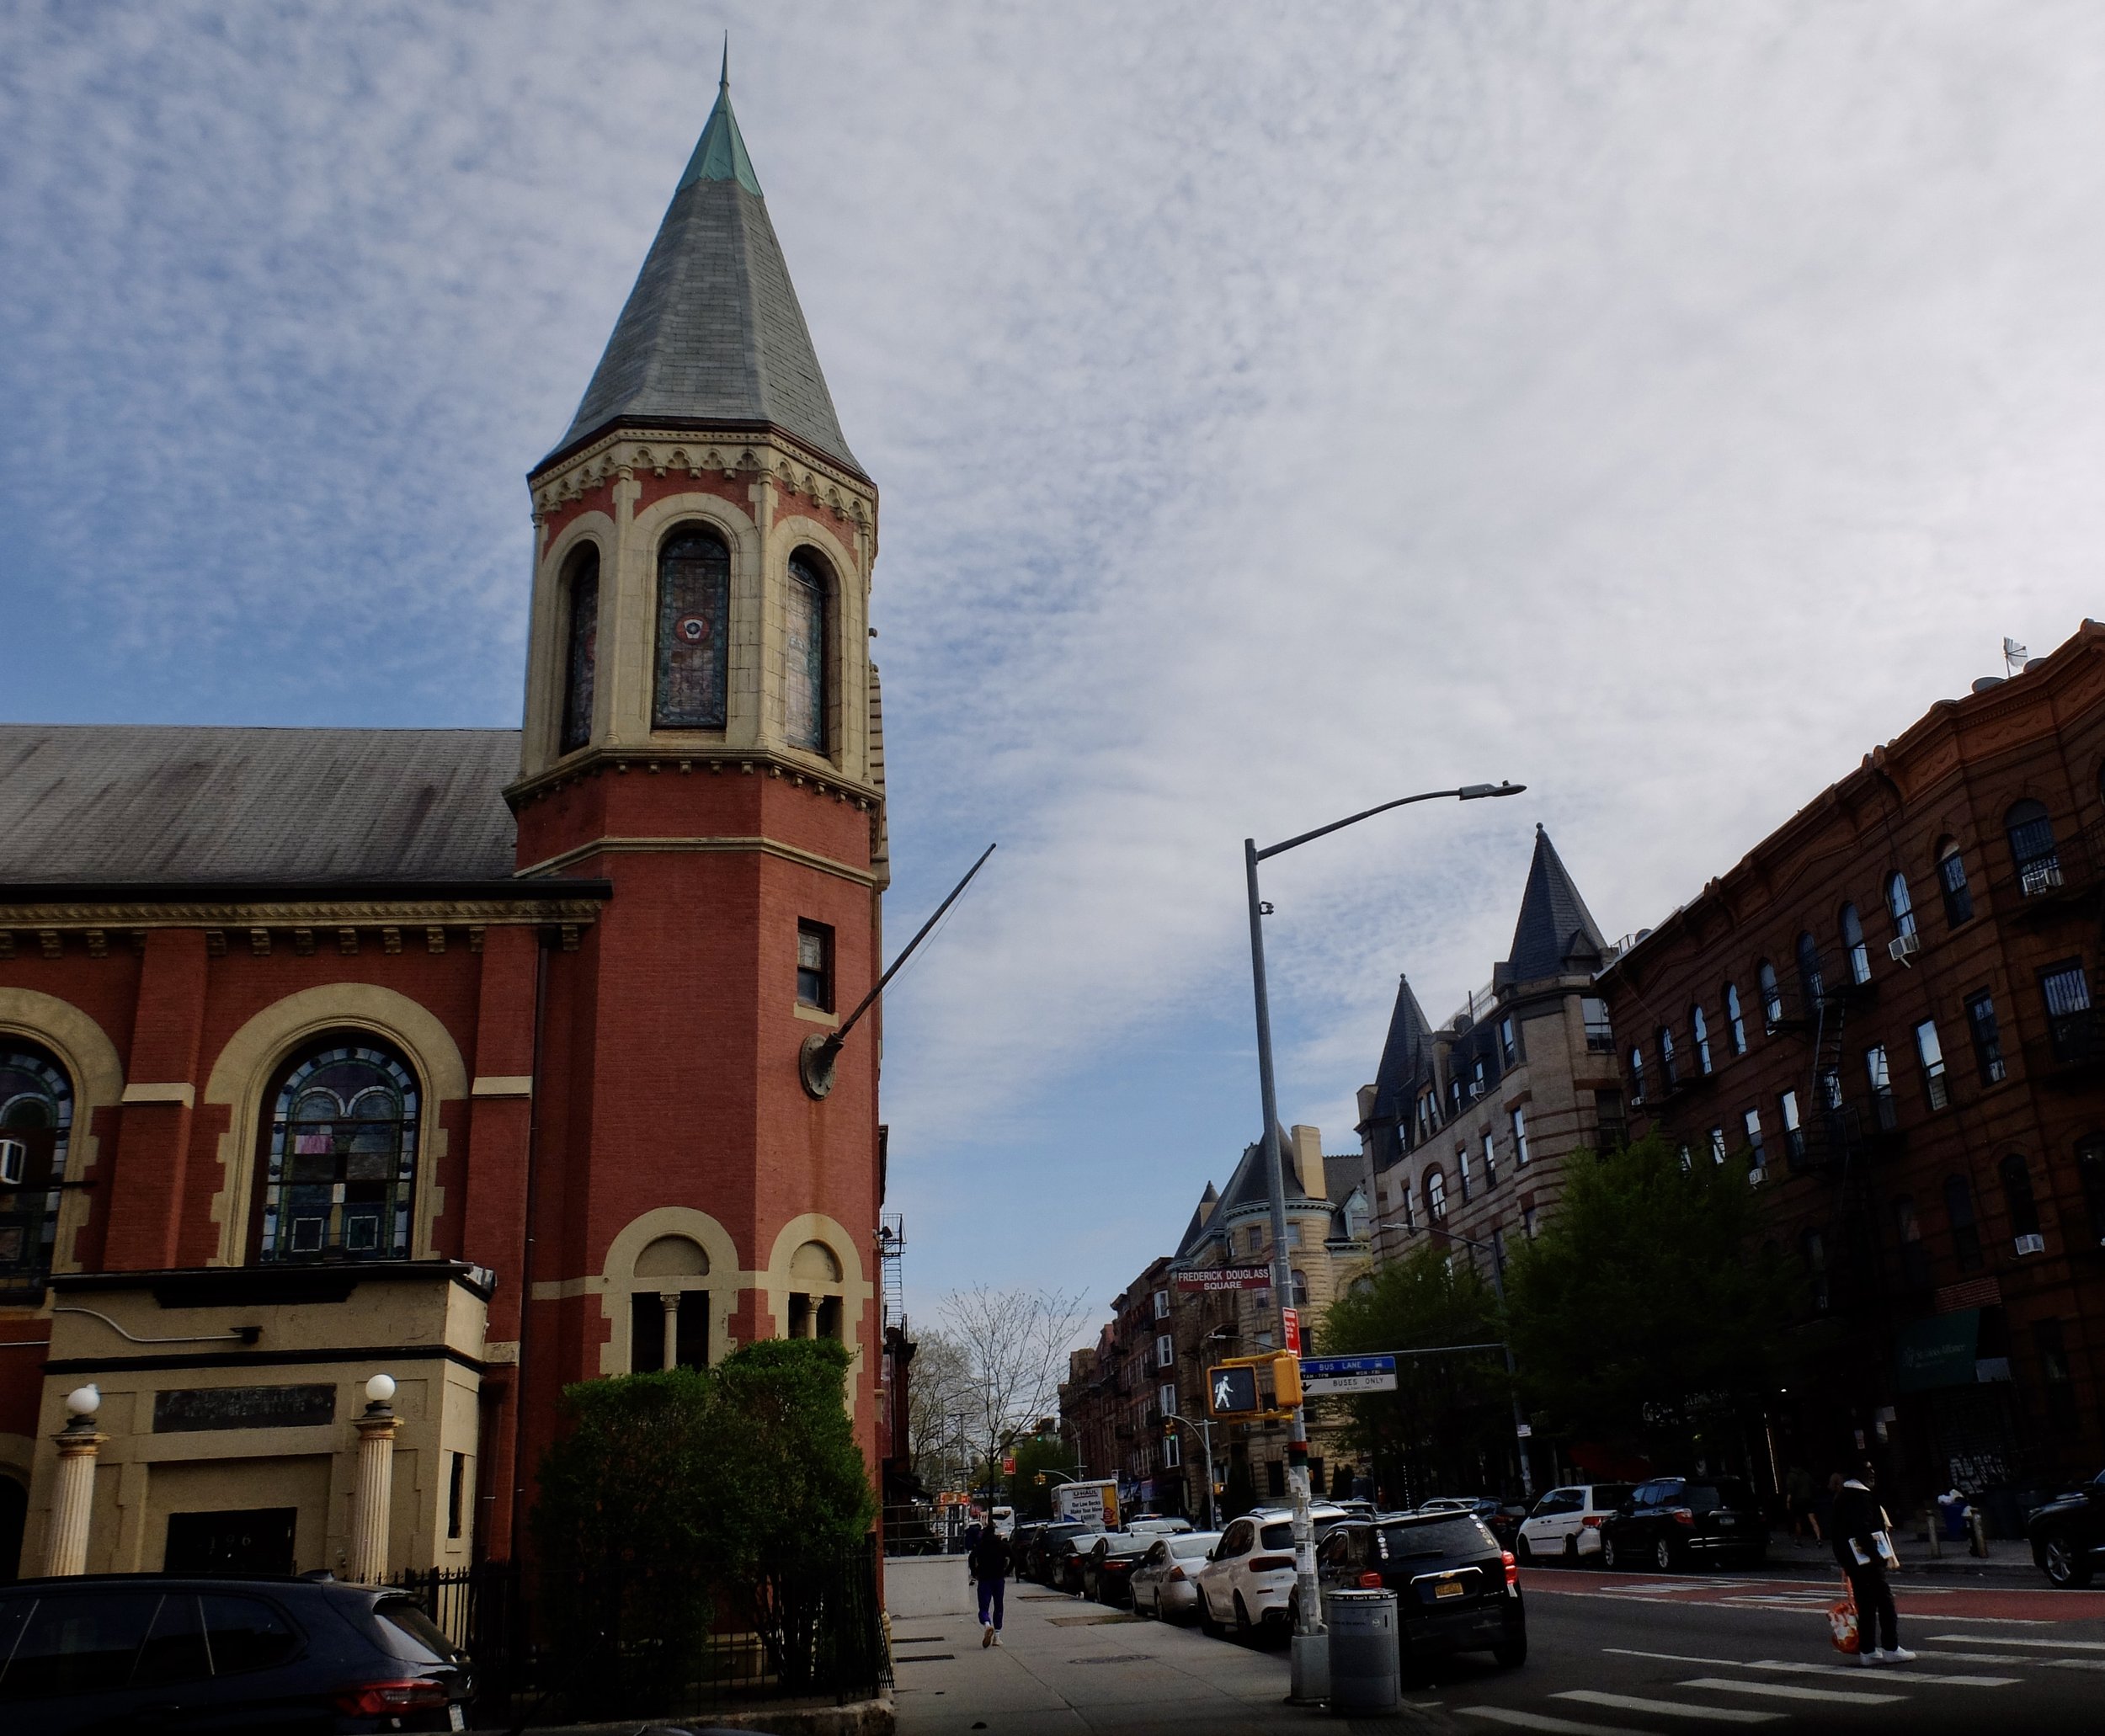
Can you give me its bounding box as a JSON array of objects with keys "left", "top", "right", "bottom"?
[
  {"left": 1458, "top": 1709, "right": 1649, "bottom": 1736},
  {"left": 1554, "top": 1689, "right": 1783, "bottom": 1722},
  {"left": 1929, "top": 1632, "right": 2105, "bottom": 1649},
  {"left": 1600, "top": 1647, "right": 2012, "bottom": 1685},
  {"left": 1676, "top": 1676, "right": 1904, "bottom": 1706}
]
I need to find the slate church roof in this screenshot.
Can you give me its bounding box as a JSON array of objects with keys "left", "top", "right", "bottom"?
[
  {"left": 0, "top": 726, "right": 521, "bottom": 887},
  {"left": 1496, "top": 824, "right": 1608, "bottom": 987},
  {"left": 546, "top": 56, "right": 861, "bottom": 477}
]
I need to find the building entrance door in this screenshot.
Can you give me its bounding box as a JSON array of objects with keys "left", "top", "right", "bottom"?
[{"left": 164, "top": 1507, "right": 297, "bottom": 1575}]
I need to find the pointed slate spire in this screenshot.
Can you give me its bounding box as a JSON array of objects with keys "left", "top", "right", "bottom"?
[
  {"left": 1501, "top": 825, "right": 1609, "bottom": 985},
  {"left": 1367, "top": 974, "right": 1436, "bottom": 1125},
  {"left": 1175, "top": 1180, "right": 1221, "bottom": 1259},
  {"left": 545, "top": 51, "right": 861, "bottom": 475}
]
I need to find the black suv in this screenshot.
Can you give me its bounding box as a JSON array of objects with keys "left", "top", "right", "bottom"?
[
  {"left": 0, "top": 1574, "right": 472, "bottom": 1733},
  {"left": 1600, "top": 1477, "right": 1767, "bottom": 1572},
  {"left": 2027, "top": 1467, "right": 2105, "bottom": 1586},
  {"left": 1312, "top": 1512, "right": 1526, "bottom": 1675}
]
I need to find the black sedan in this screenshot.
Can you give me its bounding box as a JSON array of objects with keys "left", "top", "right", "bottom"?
[
  {"left": 1022, "top": 1521, "right": 1092, "bottom": 1584},
  {"left": 0, "top": 1573, "right": 472, "bottom": 1733},
  {"left": 1309, "top": 1511, "right": 1526, "bottom": 1677},
  {"left": 1599, "top": 1476, "right": 1767, "bottom": 1572},
  {"left": 2028, "top": 1467, "right": 2105, "bottom": 1586}
]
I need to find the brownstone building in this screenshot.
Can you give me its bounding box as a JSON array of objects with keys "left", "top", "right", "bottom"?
[{"left": 1597, "top": 621, "right": 2105, "bottom": 1525}]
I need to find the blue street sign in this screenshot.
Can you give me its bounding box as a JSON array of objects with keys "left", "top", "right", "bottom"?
[{"left": 1300, "top": 1355, "right": 1397, "bottom": 1377}]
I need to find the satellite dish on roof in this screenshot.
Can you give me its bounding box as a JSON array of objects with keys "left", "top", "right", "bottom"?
[{"left": 1970, "top": 676, "right": 2006, "bottom": 694}]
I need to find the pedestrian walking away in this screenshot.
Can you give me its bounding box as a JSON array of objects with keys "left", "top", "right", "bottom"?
[
  {"left": 1831, "top": 1462, "right": 1913, "bottom": 1665},
  {"left": 969, "top": 1525, "right": 1013, "bottom": 1645}
]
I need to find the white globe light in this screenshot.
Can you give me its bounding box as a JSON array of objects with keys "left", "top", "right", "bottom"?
[
  {"left": 65, "top": 1384, "right": 100, "bottom": 1419},
  {"left": 364, "top": 1374, "right": 397, "bottom": 1406}
]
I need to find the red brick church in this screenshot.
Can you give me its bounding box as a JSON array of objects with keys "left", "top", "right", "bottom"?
[{"left": 0, "top": 68, "right": 889, "bottom": 1579}]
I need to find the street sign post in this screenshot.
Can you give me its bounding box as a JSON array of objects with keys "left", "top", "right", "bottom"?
[
  {"left": 1299, "top": 1354, "right": 1399, "bottom": 1396},
  {"left": 1282, "top": 1307, "right": 1301, "bottom": 1353}
]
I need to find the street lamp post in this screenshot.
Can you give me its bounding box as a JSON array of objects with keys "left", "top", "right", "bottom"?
[
  {"left": 1244, "top": 781, "right": 1522, "bottom": 1704},
  {"left": 1381, "top": 1219, "right": 1535, "bottom": 1501},
  {"left": 1164, "top": 1411, "right": 1218, "bottom": 1531}
]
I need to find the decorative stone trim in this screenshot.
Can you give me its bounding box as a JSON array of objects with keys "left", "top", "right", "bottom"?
[
  {"left": 120, "top": 1083, "right": 195, "bottom": 1109},
  {"left": 516, "top": 834, "right": 880, "bottom": 889},
  {"left": 470, "top": 1076, "right": 533, "bottom": 1099},
  {"left": 506, "top": 745, "right": 879, "bottom": 812},
  {"left": 0, "top": 898, "right": 605, "bottom": 932}
]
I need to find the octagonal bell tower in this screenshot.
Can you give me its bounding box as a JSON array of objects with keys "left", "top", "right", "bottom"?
[{"left": 509, "top": 56, "right": 889, "bottom": 1467}]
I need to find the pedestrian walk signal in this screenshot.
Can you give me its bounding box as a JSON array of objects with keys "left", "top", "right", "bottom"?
[{"left": 1207, "top": 1364, "right": 1260, "bottom": 1416}]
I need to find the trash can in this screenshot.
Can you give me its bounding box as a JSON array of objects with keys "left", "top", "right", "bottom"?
[
  {"left": 1325, "top": 1590, "right": 1399, "bottom": 1714},
  {"left": 1937, "top": 1492, "right": 1969, "bottom": 1542}
]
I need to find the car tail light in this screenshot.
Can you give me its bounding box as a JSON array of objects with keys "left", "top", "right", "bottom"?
[
  {"left": 1356, "top": 1570, "right": 1384, "bottom": 1589},
  {"left": 1168, "top": 1566, "right": 1186, "bottom": 1582},
  {"left": 1250, "top": 1554, "right": 1295, "bottom": 1571},
  {"left": 335, "top": 1679, "right": 451, "bottom": 1716},
  {"left": 1580, "top": 1515, "right": 1603, "bottom": 1528},
  {"left": 1670, "top": 1508, "right": 1695, "bottom": 1527},
  {"left": 1501, "top": 1550, "right": 1517, "bottom": 1586}
]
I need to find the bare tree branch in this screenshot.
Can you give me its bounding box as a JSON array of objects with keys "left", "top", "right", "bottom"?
[{"left": 936, "top": 1285, "right": 1092, "bottom": 1499}]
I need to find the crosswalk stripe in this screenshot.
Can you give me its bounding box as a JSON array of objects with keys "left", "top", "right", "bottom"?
[
  {"left": 1458, "top": 1708, "right": 1650, "bottom": 1736},
  {"left": 1601, "top": 1646, "right": 2012, "bottom": 1685},
  {"left": 1930, "top": 1632, "right": 2105, "bottom": 1650},
  {"left": 1676, "top": 1675, "right": 1904, "bottom": 1707},
  {"left": 1553, "top": 1689, "right": 1784, "bottom": 1723}
]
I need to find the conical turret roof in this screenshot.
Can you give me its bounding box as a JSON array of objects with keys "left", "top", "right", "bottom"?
[
  {"left": 1500, "top": 825, "right": 1608, "bottom": 985},
  {"left": 1367, "top": 974, "right": 1436, "bottom": 1124},
  {"left": 543, "top": 52, "right": 861, "bottom": 476}
]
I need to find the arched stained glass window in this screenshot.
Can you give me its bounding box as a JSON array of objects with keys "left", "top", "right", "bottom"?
[
  {"left": 0, "top": 1044, "right": 72, "bottom": 1294},
  {"left": 785, "top": 550, "right": 829, "bottom": 752},
  {"left": 256, "top": 1041, "right": 419, "bottom": 1264},
  {"left": 1841, "top": 904, "right": 1870, "bottom": 986},
  {"left": 558, "top": 544, "right": 600, "bottom": 754},
  {"left": 653, "top": 525, "right": 731, "bottom": 730}
]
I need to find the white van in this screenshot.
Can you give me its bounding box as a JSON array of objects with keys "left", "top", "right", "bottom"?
[{"left": 991, "top": 1505, "right": 1015, "bottom": 1539}]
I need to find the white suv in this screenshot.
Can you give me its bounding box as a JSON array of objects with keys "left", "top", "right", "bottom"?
[
  {"left": 1516, "top": 1483, "right": 1633, "bottom": 1564},
  {"left": 1192, "top": 1505, "right": 1349, "bottom": 1639}
]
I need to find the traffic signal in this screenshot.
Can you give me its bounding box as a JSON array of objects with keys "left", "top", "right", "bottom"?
[
  {"left": 1162, "top": 1417, "right": 1177, "bottom": 1440},
  {"left": 1272, "top": 1354, "right": 1303, "bottom": 1408},
  {"left": 1034, "top": 1472, "right": 1047, "bottom": 1486},
  {"left": 1207, "top": 1363, "right": 1260, "bottom": 1417}
]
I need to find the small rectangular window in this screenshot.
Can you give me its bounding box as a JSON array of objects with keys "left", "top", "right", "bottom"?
[
  {"left": 1156, "top": 1333, "right": 1174, "bottom": 1369},
  {"left": 1163, "top": 1432, "right": 1182, "bottom": 1468},
  {"left": 797, "top": 920, "right": 834, "bottom": 1010},
  {"left": 1708, "top": 1126, "right": 1728, "bottom": 1165},
  {"left": 1510, "top": 1107, "right": 1531, "bottom": 1166},
  {"left": 1582, "top": 998, "right": 1613, "bottom": 1051},
  {"left": 1482, "top": 1130, "right": 1498, "bottom": 1190},
  {"left": 1915, "top": 1020, "right": 1949, "bottom": 1110},
  {"left": 1498, "top": 1017, "right": 1517, "bottom": 1067},
  {"left": 1159, "top": 1382, "right": 1177, "bottom": 1416},
  {"left": 448, "top": 1451, "right": 466, "bottom": 1539},
  {"left": 1457, "top": 1142, "right": 1473, "bottom": 1202},
  {"left": 1939, "top": 846, "right": 1974, "bottom": 925},
  {"left": 1522, "top": 1206, "right": 1537, "bottom": 1240},
  {"left": 1780, "top": 1089, "right": 1804, "bottom": 1164},
  {"left": 1966, "top": 993, "right": 2006, "bottom": 1084},
  {"left": 2040, "top": 960, "right": 2093, "bottom": 1062},
  {"left": 1153, "top": 1288, "right": 1170, "bottom": 1320},
  {"left": 1742, "top": 1107, "right": 1765, "bottom": 1167}
]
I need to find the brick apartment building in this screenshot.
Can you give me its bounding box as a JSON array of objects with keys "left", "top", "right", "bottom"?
[
  {"left": 1597, "top": 622, "right": 2105, "bottom": 1523},
  {"left": 1062, "top": 1128, "right": 1372, "bottom": 1520}
]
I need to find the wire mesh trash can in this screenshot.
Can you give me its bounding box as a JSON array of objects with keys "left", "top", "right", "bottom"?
[{"left": 1324, "top": 1589, "right": 1399, "bottom": 1713}]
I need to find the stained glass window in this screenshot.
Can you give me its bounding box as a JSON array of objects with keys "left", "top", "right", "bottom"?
[
  {"left": 559, "top": 545, "right": 600, "bottom": 754},
  {"left": 0, "top": 1044, "right": 71, "bottom": 1294},
  {"left": 256, "top": 1042, "right": 419, "bottom": 1264},
  {"left": 785, "top": 551, "right": 829, "bottom": 751},
  {"left": 653, "top": 525, "right": 731, "bottom": 730}
]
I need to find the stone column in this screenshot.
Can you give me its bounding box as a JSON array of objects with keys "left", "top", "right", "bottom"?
[
  {"left": 43, "top": 1396, "right": 106, "bottom": 1577},
  {"left": 349, "top": 1376, "right": 398, "bottom": 1584},
  {"left": 660, "top": 1291, "right": 681, "bottom": 1370}
]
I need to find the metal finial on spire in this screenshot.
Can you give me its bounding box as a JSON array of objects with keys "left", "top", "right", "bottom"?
[{"left": 720, "top": 32, "right": 729, "bottom": 92}]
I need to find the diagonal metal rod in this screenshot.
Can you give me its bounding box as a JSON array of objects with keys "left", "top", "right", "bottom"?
[{"left": 818, "top": 841, "right": 996, "bottom": 1063}]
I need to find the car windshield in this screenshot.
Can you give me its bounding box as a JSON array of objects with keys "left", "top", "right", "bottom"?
[
  {"left": 1256, "top": 1517, "right": 1344, "bottom": 1550},
  {"left": 1378, "top": 1517, "right": 1497, "bottom": 1560},
  {"left": 1172, "top": 1533, "right": 1219, "bottom": 1558},
  {"left": 373, "top": 1597, "right": 459, "bottom": 1664},
  {"left": 1688, "top": 1480, "right": 1756, "bottom": 1513}
]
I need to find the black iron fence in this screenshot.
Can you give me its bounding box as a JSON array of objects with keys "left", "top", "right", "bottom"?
[{"left": 389, "top": 1541, "right": 889, "bottom": 1726}]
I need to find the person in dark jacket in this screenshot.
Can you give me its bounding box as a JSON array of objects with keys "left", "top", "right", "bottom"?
[
  {"left": 1831, "top": 1464, "right": 1913, "bottom": 1664},
  {"left": 970, "top": 1527, "right": 1014, "bottom": 1645}
]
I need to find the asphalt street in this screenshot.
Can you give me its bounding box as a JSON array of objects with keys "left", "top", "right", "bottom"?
[{"left": 886, "top": 1556, "right": 2105, "bottom": 1736}]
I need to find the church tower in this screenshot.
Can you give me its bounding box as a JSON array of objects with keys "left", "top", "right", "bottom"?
[{"left": 509, "top": 61, "right": 887, "bottom": 1463}]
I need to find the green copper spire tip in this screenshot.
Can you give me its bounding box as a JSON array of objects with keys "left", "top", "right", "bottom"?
[{"left": 679, "top": 37, "right": 763, "bottom": 197}]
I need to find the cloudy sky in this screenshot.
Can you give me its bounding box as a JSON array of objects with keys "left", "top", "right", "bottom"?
[{"left": 5, "top": 2, "right": 2103, "bottom": 1326}]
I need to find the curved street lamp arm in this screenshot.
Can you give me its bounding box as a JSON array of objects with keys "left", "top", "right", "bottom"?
[{"left": 1255, "top": 782, "right": 1523, "bottom": 863}]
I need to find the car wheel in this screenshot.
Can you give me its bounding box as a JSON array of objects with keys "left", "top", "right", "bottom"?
[
  {"left": 1601, "top": 1534, "right": 1619, "bottom": 1571},
  {"left": 2043, "top": 1534, "right": 2095, "bottom": 1587},
  {"left": 1516, "top": 1535, "right": 1533, "bottom": 1566},
  {"left": 1234, "top": 1592, "right": 1255, "bottom": 1644},
  {"left": 1654, "top": 1536, "right": 1676, "bottom": 1573},
  {"left": 1493, "top": 1623, "right": 1528, "bottom": 1669}
]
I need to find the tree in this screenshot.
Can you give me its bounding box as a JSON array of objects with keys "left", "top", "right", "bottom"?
[
  {"left": 1006, "top": 1432, "right": 1078, "bottom": 1520},
  {"left": 903, "top": 1329, "right": 976, "bottom": 1490},
  {"left": 1503, "top": 1133, "right": 1802, "bottom": 1467},
  {"left": 936, "top": 1284, "right": 1090, "bottom": 1507},
  {"left": 1316, "top": 1243, "right": 1511, "bottom": 1504}
]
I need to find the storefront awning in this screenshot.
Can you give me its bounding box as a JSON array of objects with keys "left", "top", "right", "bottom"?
[{"left": 1895, "top": 1308, "right": 1980, "bottom": 1393}]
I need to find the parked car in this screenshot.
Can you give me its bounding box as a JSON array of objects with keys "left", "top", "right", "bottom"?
[
  {"left": 1599, "top": 1477, "right": 1767, "bottom": 1572},
  {"left": 1415, "top": 1496, "right": 1527, "bottom": 1549},
  {"left": 991, "top": 1504, "right": 1015, "bottom": 1539},
  {"left": 1516, "top": 1483, "right": 1633, "bottom": 1564},
  {"left": 1047, "top": 1530, "right": 1101, "bottom": 1595},
  {"left": 1191, "top": 1504, "right": 1350, "bottom": 1641},
  {"left": 1312, "top": 1510, "right": 1526, "bottom": 1675},
  {"left": 1023, "top": 1521, "right": 1092, "bottom": 1584},
  {"left": 2027, "top": 1467, "right": 2105, "bottom": 1586},
  {"left": 1081, "top": 1531, "right": 1159, "bottom": 1606},
  {"left": 1008, "top": 1522, "right": 1047, "bottom": 1576},
  {"left": 0, "top": 1573, "right": 472, "bottom": 1734},
  {"left": 1124, "top": 1515, "right": 1194, "bottom": 1538},
  {"left": 1130, "top": 1531, "right": 1222, "bottom": 1622}
]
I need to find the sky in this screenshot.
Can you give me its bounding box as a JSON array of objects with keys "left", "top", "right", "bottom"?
[{"left": 5, "top": 2, "right": 2105, "bottom": 1330}]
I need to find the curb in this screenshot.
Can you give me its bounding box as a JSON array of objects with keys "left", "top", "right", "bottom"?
[{"left": 469, "top": 1695, "right": 895, "bottom": 1736}]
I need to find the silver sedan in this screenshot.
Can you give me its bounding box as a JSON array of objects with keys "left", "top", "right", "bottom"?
[{"left": 1128, "top": 1530, "right": 1222, "bottom": 1622}]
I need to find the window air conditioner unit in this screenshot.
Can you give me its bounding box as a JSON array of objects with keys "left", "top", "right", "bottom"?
[
  {"left": 1889, "top": 933, "right": 1922, "bottom": 965},
  {"left": 2014, "top": 1233, "right": 2045, "bottom": 1256}
]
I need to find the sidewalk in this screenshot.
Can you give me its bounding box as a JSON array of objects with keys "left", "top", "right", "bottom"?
[
  {"left": 1767, "top": 1532, "right": 2042, "bottom": 1579},
  {"left": 885, "top": 1558, "right": 1428, "bottom": 1734}
]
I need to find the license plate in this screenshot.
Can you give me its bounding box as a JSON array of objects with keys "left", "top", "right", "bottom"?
[
  {"left": 450, "top": 1707, "right": 465, "bottom": 1731},
  {"left": 1435, "top": 1580, "right": 1464, "bottom": 1599},
  {"left": 1716, "top": 1516, "right": 1735, "bottom": 1526}
]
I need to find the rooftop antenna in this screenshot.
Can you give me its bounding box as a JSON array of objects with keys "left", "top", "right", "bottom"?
[{"left": 2003, "top": 636, "right": 2029, "bottom": 676}]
